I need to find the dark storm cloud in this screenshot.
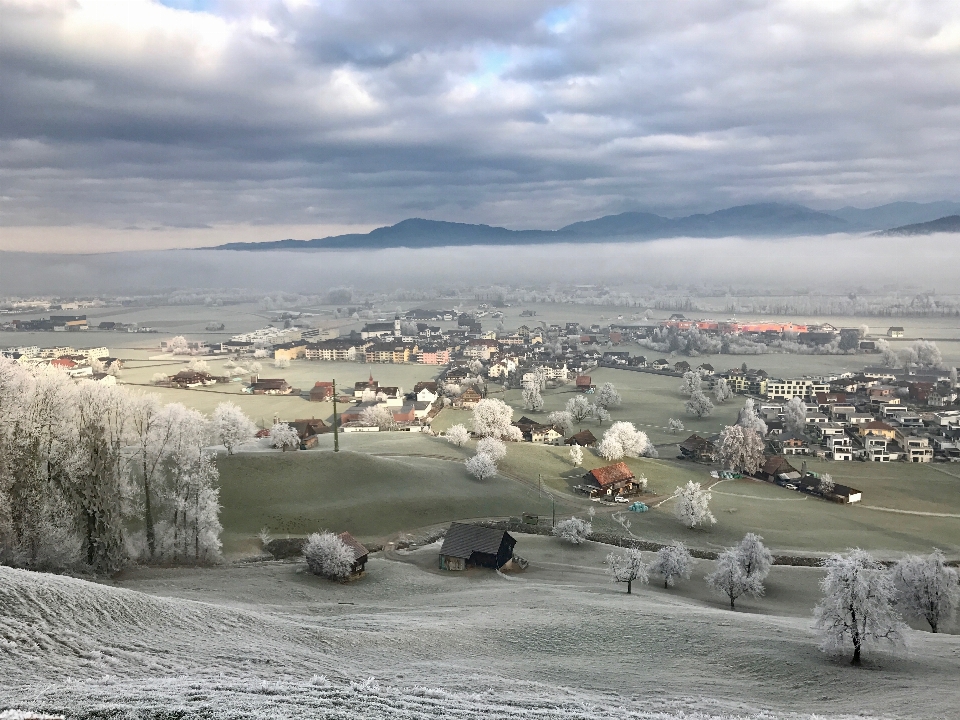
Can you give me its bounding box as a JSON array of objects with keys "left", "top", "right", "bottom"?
[{"left": 1, "top": 0, "right": 959, "bottom": 243}]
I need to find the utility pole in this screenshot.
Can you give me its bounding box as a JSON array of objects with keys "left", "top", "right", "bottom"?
[
  {"left": 538, "top": 473, "right": 542, "bottom": 498},
  {"left": 332, "top": 379, "right": 339, "bottom": 452}
]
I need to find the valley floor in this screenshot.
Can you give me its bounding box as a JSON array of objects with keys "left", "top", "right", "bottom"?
[{"left": 2, "top": 536, "right": 957, "bottom": 719}]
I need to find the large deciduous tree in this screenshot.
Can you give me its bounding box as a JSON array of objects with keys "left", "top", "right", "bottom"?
[
  {"left": 211, "top": 402, "right": 257, "bottom": 455},
  {"left": 471, "top": 398, "right": 514, "bottom": 438},
  {"left": 717, "top": 424, "right": 765, "bottom": 475},
  {"left": 892, "top": 549, "right": 959, "bottom": 633},
  {"left": 674, "top": 481, "right": 716, "bottom": 529},
  {"left": 607, "top": 548, "right": 648, "bottom": 594},
  {"left": 814, "top": 549, "right": 906, "bottom": 665},
  {"left": 648, "top": 541, "right": 694, "bottom": 588}
]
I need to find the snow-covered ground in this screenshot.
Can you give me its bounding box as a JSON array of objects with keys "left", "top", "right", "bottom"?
[{"left": 1, "top": 536, "right": 958, "bottom": 719}]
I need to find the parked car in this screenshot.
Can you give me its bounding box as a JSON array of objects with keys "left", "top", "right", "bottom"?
[{"left": 614, "top": 495, "right": 629, "bottom": 503}]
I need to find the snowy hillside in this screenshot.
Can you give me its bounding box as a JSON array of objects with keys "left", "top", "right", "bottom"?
[{"left": 1, "top": 541, "right": 957, "bottom": 718}]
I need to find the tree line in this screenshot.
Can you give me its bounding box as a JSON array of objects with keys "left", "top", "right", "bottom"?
[{"left": 0, "top": 359, "right": 257, "bottom": 574}]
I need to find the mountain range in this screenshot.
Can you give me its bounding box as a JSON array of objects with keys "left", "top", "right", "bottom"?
[
  {"left": 214, "top": 201, "right": 960, "bottom": 251},
  {"left": 874, "top": 215, "right": 960, "bottom": 236}
]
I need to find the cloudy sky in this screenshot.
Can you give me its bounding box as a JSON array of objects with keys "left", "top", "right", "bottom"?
[{"left": 2, "top": 0, "right": 959, "bottom": 251}]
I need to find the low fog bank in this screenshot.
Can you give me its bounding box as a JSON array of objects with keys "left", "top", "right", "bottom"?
[{"left": 0, "top": 233, "right": 955, "bottom": 296}]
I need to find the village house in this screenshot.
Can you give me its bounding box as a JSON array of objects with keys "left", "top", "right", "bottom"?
[
  {"left": 781, "top": 436, "right": 810, "bottom": 456},
  {"left": 575, "top": 375, "right": 595, "bottom": 392},
  {"left": 416, "top": 346, "right": 451, "bottom": 365},
  {"left": 273, "top": 340, "right": 308, "bottom": 362},
  {"left": 309, "top": 381, "right": 334, "bottom": 402},
  {"left": 565, "top": 429, "right": 598, "bottom": 447},
  {"left": 674, "top": 360, "right": 692, "bottom": 374},
  {"left": 171, "top": 369, "right": 217, "bottom": 388},
  {"left": 457, "top": 387, "right": 482, "bottom": 409},
  {"left": 651, "top": 359, "right": 670, "bottom": 371},
  {"left": 827, "top": 435, "right": 854, "bottom": 461},
  {"left": 463, "top": 339, "right": 499, "bottom": 361},
  {"left": 887, "top": 327, "right": 905, "bottom": 338},
  {"left": 513, "top": 416, "right": 563, "bottom": 444},
  {"left": 305, "top": 339, "right": 367, "bottom": 361},
  {"left": 438, "top": 523, "right": 517, "bottom": 571},
  {"left": 413, "top": 381, "right": 439, "bottom": 403},
  {"left": 582, "top": 462, "right": 641, "bottom": 497},
  {"left": 859, "top": 420, "right": 897, "bottom": 441},
  {"left": 678, "top": 434, "right": 716, "bottom": 462},
  {"left": 760, "top": 455, "right": 801, "bottom": 482},
  {"left": 248, "top": 377, "right": 293, "bottom": 395},
  {"left": 895, "top": 430, "right": 933, "bottom": 463},
  {"left": 365, "top": 342, "right": 416, "bottom": 364},
  {"left": 289, "top": 419, "right": 329, "bottom": 449}
]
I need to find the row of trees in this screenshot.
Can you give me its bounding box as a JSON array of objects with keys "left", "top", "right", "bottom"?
[
  {"left": 0, "top": 359, "right": 258, "bottom": 573},
  {"left": 605, "top": 535, "right": 959, "bottom": 664}
]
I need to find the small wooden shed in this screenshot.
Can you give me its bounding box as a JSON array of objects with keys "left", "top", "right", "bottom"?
[
  {"left": 438, "top": 523, "right": 516, "bottom": 571},
  {"left": 338, "top": 531, "right": 369, "bottom": 575}
]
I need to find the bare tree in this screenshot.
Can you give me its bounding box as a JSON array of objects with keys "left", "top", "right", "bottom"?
[
  {"left": 736, "top": 532, "right": 773, "bottom": 581},
  {"left": 814, "top": 549, "right": 906, "bottom": 665},
  {"left": 679, "top": 371, "right": 702, "bottom": 396},
  {"left": 717, "top": 424, "right": 765, "bottom": 475},
  {"left": 648, "top": 541, "right": 694, "bottom": 588},
  {"left": 552, "top": 517, "right": 591, "bottom": 544},
  {"left": 892, "top": 549, "right": 959, "bottom": 633},
  {"left": 549, "top": 410, "right": 574, "bottom": 436},
  {"left": 595, "top": 382, "right": 622, "bottom": 409},
  {"left": 706, "top": 548, "right": 765, "bottom": 609},
  {"left": 304, "top": 532, "right": 354, "bottom": 580},
  {"left": 737, "top": 398, "right": 767, "bottom": 435},
  {"left": 607, "top": 548, "right": 648, "bottom": 594},
  {"left": 783, "top": 397, "right": 806, "bottom": 437},
  {"left": 465, "top": 452, "right": 497, "bottom": 480},
  {"left": 445, "top": 424, "right": 470, "bottom": 447},
  {"left": 565, "top": 395, "right": 592, "bottom": 425},
  {"left": 674, "top": 481, "right": 716, "bottom": 528},
  {"left": 471, "top": 398, "right": 514, "bottom": 438},
  {"left": 269, "top": 422, "right": 300, "bottom": 451},
  {"left": 569, "top": 444, "right": 584, "bottom": 466},
  {"left": 685, "top": 390, "right": 714, "bottom": 418},
  {"left": 714, "top": 377, "right": 732, "bottom": 403}
]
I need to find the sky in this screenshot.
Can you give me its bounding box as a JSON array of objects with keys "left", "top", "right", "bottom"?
[{"left": 1, "top": 0, "right": 959, "bottom": 252}]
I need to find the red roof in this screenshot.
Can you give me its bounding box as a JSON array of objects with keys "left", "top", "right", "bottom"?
[
  {"left": 576, "top": 375, "right": 592, "bottom": 386},
  {"left": 586, "top": 462, "right": 635, "bottom": 488},
  {"left": 51, "top": 358, "right": 76, "bottom": 368},
  {"left": 338, "top": 531, "right": 368, "bottom": 561}
]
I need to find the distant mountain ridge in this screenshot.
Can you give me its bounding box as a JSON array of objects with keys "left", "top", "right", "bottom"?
[
  {"left": 213, "top": 201, "right": 960, "bottom": 251},
  {"left": 874, "top": 215, "right": 960, "bottom": 236}
]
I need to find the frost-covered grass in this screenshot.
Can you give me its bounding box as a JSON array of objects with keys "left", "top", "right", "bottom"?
[{"left": 0, "top": 675, "right": 883, "bottom": 720}]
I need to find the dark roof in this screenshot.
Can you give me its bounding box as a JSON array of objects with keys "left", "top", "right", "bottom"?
[
  {"left": 338, "top": 531, "right": 368, "bottom": 561},
  {"left": 761, "top": 455, "right": 798, "bottom": 477},
  {"left": 439, "top": 523, "right": 513, "bottom": 559},
  {"left": 585, "top": 462, "right": 635, "bottom": 488},
  {"left": 679, "top": 434, "right": 714, "bottom": 452},
  {"left": 566, "top": 429, "right": 597, "bottom": 446}
]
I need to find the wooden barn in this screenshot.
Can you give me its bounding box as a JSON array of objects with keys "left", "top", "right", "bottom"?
[
  {"left": 566, "top": 429, "right": 598, "bottom": 447},
  {"left": 438, "top": 523, "right": 516, "bottom": 571}
]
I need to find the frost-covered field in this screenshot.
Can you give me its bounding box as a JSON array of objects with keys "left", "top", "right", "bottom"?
[{"left": 2, "top": 537, "right": 958, "bottom": 719}]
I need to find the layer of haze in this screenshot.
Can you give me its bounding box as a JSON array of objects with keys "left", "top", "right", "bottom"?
[
  {"left": 0, "top": 234, "right": 954, "bottom": 296},
  {"left": 2, "top": 1, "right": 960, "bottom": 251}
]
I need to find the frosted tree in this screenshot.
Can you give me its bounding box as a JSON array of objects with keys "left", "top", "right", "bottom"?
[
  {"left": 151, "top": 372, "right": 169, "bottom": 384},
  {"left": 503, "top": 425, "right": 524, "bottom": 442},
  {"left": 714, "top": 377, "right": 732, "bottom": 403},
  {"left": 468, "top": 359, "right": 484, "bottom": 375},
  {"left": 476, "top": 436, "right": 507, "bottom": 462},
  {"left": 818, "top": 473, "right": 835, "bottom": 495},
  {"left": 566, "top": 395, "right": 593, "bottom": 425},
  {"left": 737, "top": 398, "right": 767, "bottom": 435},
  {"left": 168, "top": 336, "right": 189, "bottom": 354},
  {"left": 607, "top": 548, "right": 648, "bottom": 594},
  {"left": 901, "top": 339, "right": 943, "bottom": 369},
  {"left": 685, "top": 390, "right": 714, "bottom": 418},
  {"left": 465, "top": 452, "right": 497, "bottom": 480},
  {"left": 783, "top": 397, "right": 806, "bottom": 436},
  {"left": 591, "top": 403, "right": 611, "bottom": 426},
  {"left": 667, "top": 418, "right": 685, "bottom": 434},
  {"left": 445, "top": 424, "right": 470, "bottom": 447},
  {"left": 211, "top": 402, "right": 257, "bottom": 455},
  {"left": 359, "top": 405, "right": 397, "bottom": 430},
  {"left": 674, "top": 481, "right": 716, "bottom": 528},
  {"left": 814, "top": 549, "right": 906, "bottom": 665},
  {"left": 706, "top": 548, "right": 765, "bottom": 609},
  {"left": 471, "top": 398, "right": 514, "bottom": 438},
  {"left": 892, "top": 549, "right": 959, "bottom": 633},
  {"left": 595, "top": 382, "right": 622, "bottom": 410},
  {"left": 679, "top": 371, "right": 702, "bottom": 396},
  {"left": 569, "top": 444, "right": 584, "bottom": 466},
  {"left": 648, "top": 541, "right": 694, "bottom": 588},
  {"left": 549, "top": 410, "right": 574, "bottom": 436},
  {"left": 269, "top": 422, "right": 300, "bottom": 451},
  {"left": 304, "top": 532, "right": 354, "bottom": 580},
  {"left": 522, "top": 385, "right": 544, "bottom": 412},
  {"left": 553, "top": 517, "right": 591, "bottom": 544},
  {"left": 877, "top": 339, "right": 899, "bottom": 368},
  {"left": 361, "top": 388, "right": 378, "bottom": 403},
  {"left": 274, "top": 357, "right": 291, "bottom": 369},
  {"left": 187, "top": 358, "right": 210, "bottom": 373},
  {"left": 717, "top": 424, "right": 765, "bottom": 474},
  {"left": 950, "top": 366, "right": 958, "bottom": 387},
  {"left": 736, "top": 532, "right": 773, "bottom": 581},
  {"left": 597, "top": 422, "right": 654, "bottom": 461}
]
